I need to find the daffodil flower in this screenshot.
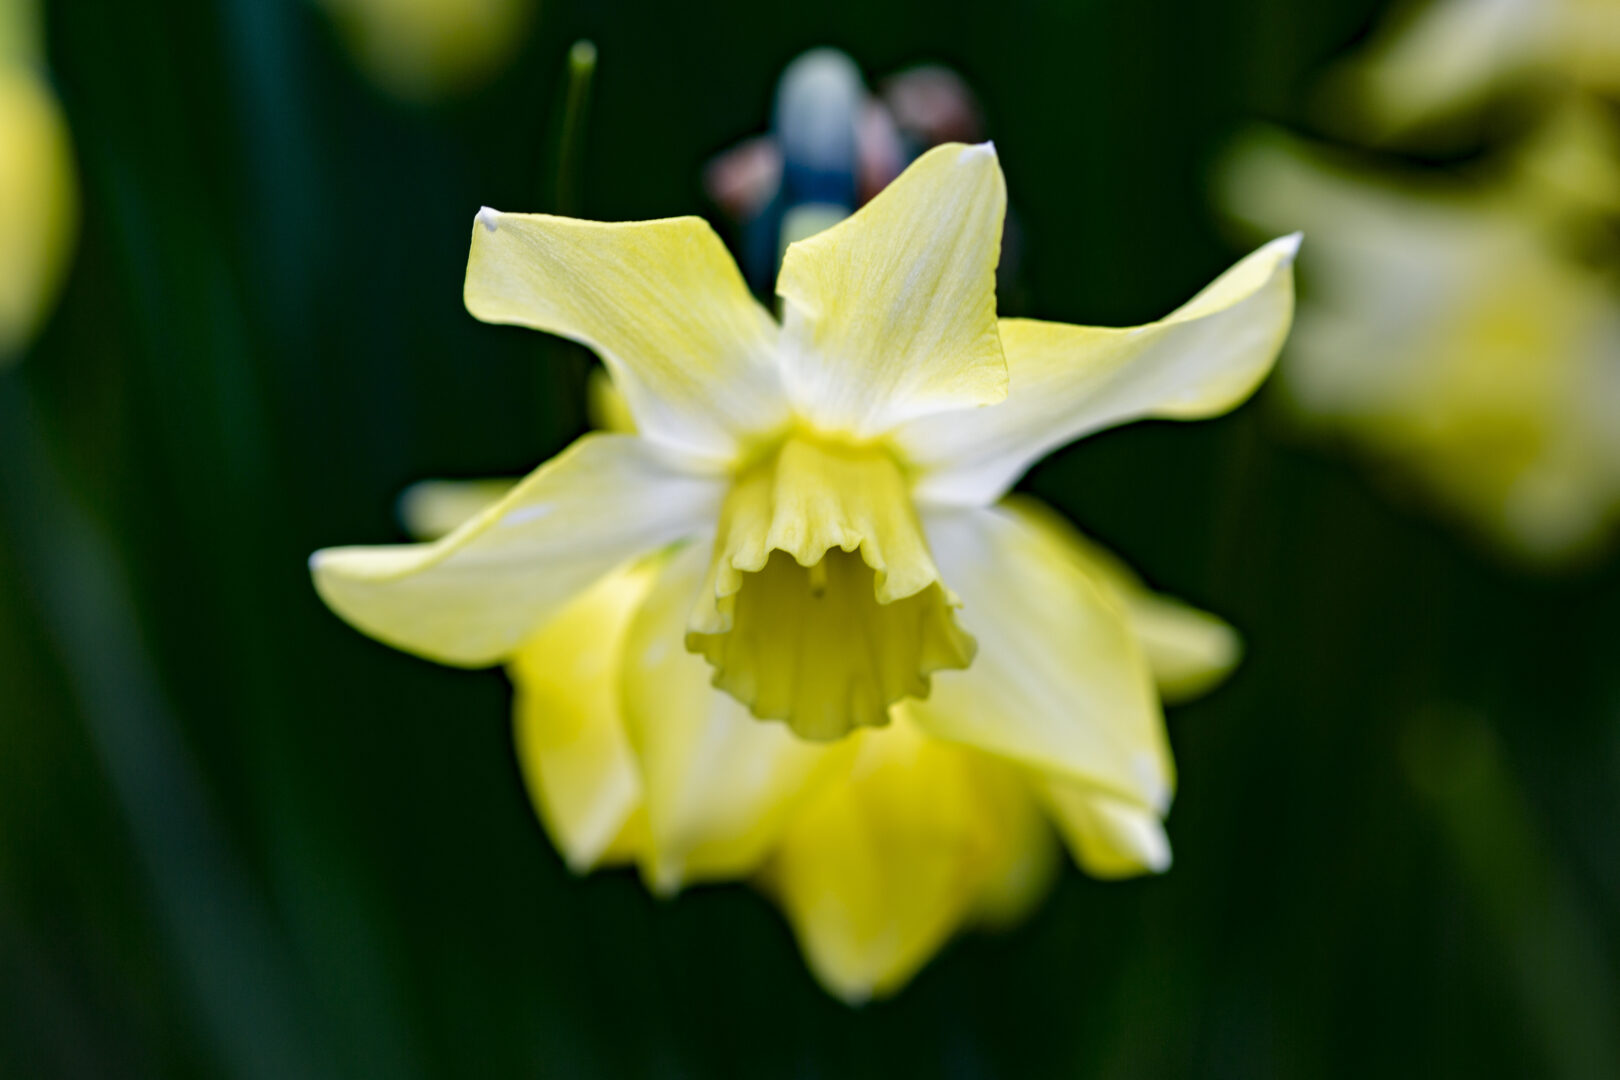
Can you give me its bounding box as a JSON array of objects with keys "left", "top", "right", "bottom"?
[
  {"left": 313, "top": 142, "right": 1297, "bottom": 997},
  {"left": 1330, "top": 0, "right": 1620, "bottom": 140},
  {"left": 1223, "top": 128, "right": 1620, "bottom": 563}
]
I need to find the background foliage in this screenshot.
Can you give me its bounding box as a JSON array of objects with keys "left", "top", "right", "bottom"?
[{"left": 4, "top": 0, "right": 1618, "bottom": 1076}]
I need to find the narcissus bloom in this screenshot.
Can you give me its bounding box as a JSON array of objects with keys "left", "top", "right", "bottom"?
[
  {"left": 1224, "top": 0, "right": 1620, "bottom": 567},
  {"left": 1329, "top": 0, "right": 1620, "bottom": 140},
  {"left": 1224, "top": 131, "right": 1620, "bottom": 562},
  {"left": 313, "top": 143, "right": 1297, "bottom": 997}
]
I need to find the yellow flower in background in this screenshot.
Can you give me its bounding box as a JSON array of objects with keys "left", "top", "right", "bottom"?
[
  {"left": 1222, "top": 130, "right": 1620, "bottom": 562},
  {"left": 313, "top": 143, "right": 1297, "bottom": 997},
  {"left": 1330, "top": 0, "right": 1620, "bottom": 141},
  {"left": 398, "top": 378, "right": 1248, "bottom": 1000},
  {"left": 1223, "top": 0, "right": 1620, "bottom": 566},
  {"left": 0, "top": 1, "right": 77, "bottom": 361},
  {"left": 316, "top": 0, "right": 534, "bottom": 102}
]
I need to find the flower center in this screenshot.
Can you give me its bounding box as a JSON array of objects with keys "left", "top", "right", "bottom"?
[{"left": 686, "top": 434, "right": 975, "bottom": 740}]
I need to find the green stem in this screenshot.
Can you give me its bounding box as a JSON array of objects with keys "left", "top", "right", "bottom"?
[{"left": 553, "top": 40, "right": 597, "bottom": 217}]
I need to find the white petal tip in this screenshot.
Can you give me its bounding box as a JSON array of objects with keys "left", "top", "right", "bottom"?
[
  {"left": 1144, "top": 843, "right": 1172, "bottom": 874},
  {"left": 832, "top": 984, "right": 874, "bottom": 1007},
  {"left": 1117, "top": 803, "right": 1173, "bottom": 874},
  {"left": 1134, "top": 752, "right": 1174, "bottom": 815},
  {"left": 475, "top": 206, "right": 502, "bottom": 232},
  {"left": 960, "top": 140, "right": 997, "bottom": 162},
  {"left": 1273, "top": 231, "right": 1304, "bottom": 260},
  {"left": 645, "top": 861, "right": 684, "bottom": 898}
]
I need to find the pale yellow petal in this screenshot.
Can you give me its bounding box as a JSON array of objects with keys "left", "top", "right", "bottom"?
[
  {"left": 509, "top": 562, "right": 656, "bottom": 872},
  {"left": 1006, "top": 497, "right": 1242, "bottom": 704},
  {"left": 911, "top": 504, "right": 1172, "bottom": 811},
  {"left": 761, "top": 716, "right": 1051, "bottom": 1003},
  {"left": 465, "top": 210, "right": 787, "bottom": 458},
  {"left": 966, "top": 756, "right": 1062, "bottom": 930},
  {"left": 900, "top": 236, "right": 1298, "bottom": 505},
  {"left": 619, "top": 541, "right": 849, "bottom": 894},
  {"left": 1038, "top": 781, "right": 1171, "bottom": 880},
  {"left": 594, "top": 808, "right": 649, "bottom": 866},
  {"left": 775, "top": 142, "right": 1008, "bottom": 438},
  {"left": 1123, "top": 594, "right": 1243, "bottom": 705},
  {"left": 311, "top": 434, "right": 722, "bottom": 666}
]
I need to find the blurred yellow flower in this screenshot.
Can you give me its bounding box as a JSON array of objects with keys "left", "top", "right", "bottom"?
[
  {"left": 313, "top": 143, "right": 1296, "bottom": 997},
  {"left": 1224, "top": 0, "right": 1620, "bottom": 563},
  {"left": 1331, "top": 0, "right": 1620, "bottom": 140},
  {"left": 0, "top": 4, "right": 77, "bottom": 361},
  {"left": 316, "top": 0, "right": 534, "bottom": 101}
]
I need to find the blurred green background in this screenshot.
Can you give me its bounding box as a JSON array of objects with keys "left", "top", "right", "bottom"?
[{"left": 4, "top": 0, "right": 1619, "bottom": 1076}]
